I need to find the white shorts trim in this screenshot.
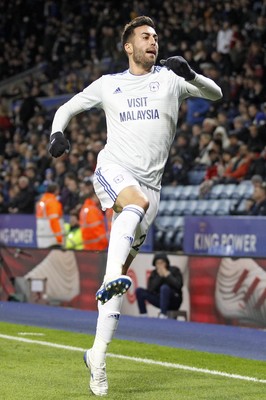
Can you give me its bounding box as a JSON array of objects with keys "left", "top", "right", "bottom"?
[{"left": 93, "top": 164, "right": 139, "bottom": 210}]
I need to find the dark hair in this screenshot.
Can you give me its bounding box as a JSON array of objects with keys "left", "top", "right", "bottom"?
[
  {"left": 121, "top": 16, "right": 155, "bottom": 48},
  {"left": 46, "top": 182, "right": 59, "bottom": 193},
  {"left": 152, "top": 253, "right": 170, "bottom": 268}
]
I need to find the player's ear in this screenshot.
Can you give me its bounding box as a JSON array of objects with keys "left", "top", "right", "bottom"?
[{"left": 124, "top": 42, "right": 133, "bottom": 55}]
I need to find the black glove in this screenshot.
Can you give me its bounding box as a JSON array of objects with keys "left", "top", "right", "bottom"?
[
  {"left": 48, "top": 131, "right": 70, "bottom": 158},
  {"left": 160, "top": 56, "right": 196, "bottom": 81}
]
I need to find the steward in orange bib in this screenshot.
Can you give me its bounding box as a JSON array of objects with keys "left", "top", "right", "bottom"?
[
  {"left": 79, "top": 187, "right": 108, "bottom": 251},
  {"left": 36, "top": 182, "right": 64, "bottom": 248}
]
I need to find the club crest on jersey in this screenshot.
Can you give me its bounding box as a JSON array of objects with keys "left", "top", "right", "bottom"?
[
  {"left": 114, "top": 174, "right": 124, "bottom": 183},
  {"left": 149, "top": 82, "right": 159, "bottom": 92}
]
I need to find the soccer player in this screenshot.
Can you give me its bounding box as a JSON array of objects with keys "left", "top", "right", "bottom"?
[{"left": 48, "top": 16, "right": 222, "bottom": 396}]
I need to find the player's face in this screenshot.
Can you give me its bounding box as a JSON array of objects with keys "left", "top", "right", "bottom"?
[{"left": 129, "top": 25, "right": 159, "bottom": 69}]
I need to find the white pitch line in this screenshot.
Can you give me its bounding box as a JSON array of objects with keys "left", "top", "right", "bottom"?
[{"left": 0, "top": 333, "right": 265, "bottom": 384}]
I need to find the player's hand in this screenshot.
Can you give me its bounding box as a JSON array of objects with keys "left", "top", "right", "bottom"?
[
  {"left": 48, "top": 131, "right": 70, "bottom": 158},
  {"left": 160, "top": 56, "right": 196, "bottom": 81}
]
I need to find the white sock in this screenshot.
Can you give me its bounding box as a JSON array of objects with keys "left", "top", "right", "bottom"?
[
  {"left": 91, "top": 296, "right": 123, "bottom": 366},
  {"left": 104, "top": 204, "right": 144, "bottom": 280}
]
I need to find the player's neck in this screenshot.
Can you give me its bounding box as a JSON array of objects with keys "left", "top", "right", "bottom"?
[{"left": 128, "top": 62, "right": 153, "bottom": 75}]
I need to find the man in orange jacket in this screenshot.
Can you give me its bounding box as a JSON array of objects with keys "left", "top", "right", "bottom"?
[
  {"left": 79, "top": 182, "right": 109, "bottom": 251},
  {"left": 36, "top": 182, "right": 64, "bottom": 248}
]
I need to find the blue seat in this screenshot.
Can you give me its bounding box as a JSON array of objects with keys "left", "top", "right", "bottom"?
[
  {"left": 154, "top": 215, "right": 174, "bottom": 230},
  {"left": 157, "top": 200, "right": 169, "bottom": 216},
  {"left": 160, "top": 186, "right": 177, "bottom": 200},
  {"left": 172, "top": 200, "right": 188, "bottom": 216},
  {"left": 187, "top": 169, "right": 206, "bottom": 185},
  {"left": 179, "top": 185, "right": 195, "bottom": 200},
  {"left": 209, "top": 184, "right": 226, "bottom": 199},
  {"left": 219, "top": 183, "right": 237, "bottom": 199},
  {"left": 215, "top": 199, "right": 232, "bottom": 215},
  {"left": 204, "top": 200, "right": 222, "bottom": 215},
  {"left": 163, "top": 200, "right": 178, "bottom": 216},
  {"left": 183, "top": 200, "right": 199, "bottom": 215},
  {"left": 154, "top": 216, "right": 174, "bottom": 248},
  {"left": 193, "top": 200, "right": 210, "bottom": 215},
  {"left": 231, "top": 181, "right": 254, "bottom": 200}
]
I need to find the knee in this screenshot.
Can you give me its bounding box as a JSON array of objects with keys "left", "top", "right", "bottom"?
[{"left": 160, "top": 284, "right": 171, "bottom": 295}]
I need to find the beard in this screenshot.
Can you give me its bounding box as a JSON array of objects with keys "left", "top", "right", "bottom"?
[{"left": 132, "top": 48, "right": 156, "bottom": 70}]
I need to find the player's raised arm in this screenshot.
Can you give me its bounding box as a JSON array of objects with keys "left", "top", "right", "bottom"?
[{"left": 160, "top": 56, "right": 223, "bottom": 101}]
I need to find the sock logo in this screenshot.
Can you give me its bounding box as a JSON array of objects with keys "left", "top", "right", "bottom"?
[
  {"left": 124, "top": 235, "right": 134, "bottom": 246},
  {"left": 108, "top": 313, "right": 120, "bottom": 320}
]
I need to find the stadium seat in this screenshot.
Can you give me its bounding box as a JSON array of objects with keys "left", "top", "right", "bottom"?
[
  {"left": 183, "top": 200, "right": 199, "bottom": 215},
  {"left": 193, "top": 200, "right": 210, "bottom": 215},
  {"left": 157, "top": 200, "right": 169, "bottom": 216},
  {"left": 231, "top": 180, "right": 254, "bottom": 200},
  {"left": 215, "top": 199, "right": 232, "bottom": 215},
  {"left": 163, "top": 200, "right": 179, "bottom": 216},
  {"left": 160, "top": 186, "right": 177, "bottom": 200},
  {"left": 219, "top": 183, "right": 237, "bottom": 199},
  {"left": 204, "top": 199, "right": 223, "bottom": 215},
  {"left": 172, "top": 200, "right": 188, "bottom": 216},
  {"left": 209, "top": 184, "right": 226, "bottom": 199},
  {"left": 179, "top": 185, "right": 195, "bottom": 200},
  {"left": 187, "top": 169, "right": 206, "bottom": 185}
]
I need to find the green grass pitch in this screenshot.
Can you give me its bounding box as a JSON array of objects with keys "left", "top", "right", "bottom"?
[{"left": 0, "top": 322, "right": 265, "bottom": 399}]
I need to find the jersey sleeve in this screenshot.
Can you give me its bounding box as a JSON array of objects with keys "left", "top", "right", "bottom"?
[
  {"left": 51, "top": 78, "right": 103, "bottom": 134},
  {"left": 183, "top": 73, "right": 223, "bottom": 101}
]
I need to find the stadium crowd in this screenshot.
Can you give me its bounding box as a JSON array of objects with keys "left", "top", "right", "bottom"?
[{"left": 0, "top": 0, "right": 266, "bottom": 216}]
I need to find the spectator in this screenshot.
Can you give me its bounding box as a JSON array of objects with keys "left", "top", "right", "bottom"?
[
  {"left": 36, "top": 182, "right": 64, "bottom": 248},
  {"left": 0, "top": 191, "right": 8, "bottom": 213},
  {"left": 164, "top": 155, "right": 189, "bottom": 186},
  {"left": 248, "top": 183, "right": 266, "bottom": 216},
  {"left": 221, "top": 143, "right": 251, "bottom": 183},
  {"left": 53, "top": 159, "right": 67, "bottom": 190},
  {"left": 226, "top": 130, "right": 241, "bottom": 156},
  {"left": 60, "top": 172, "right": 80, "bottom": 214},
  {"left": 216, "top": 20, "right": 233, "bottom": 75},
  {"left": 8, "top": 176, "right": 36, "bottom": 214},
  {"left": 18, "top": 87, "right": 43, "bottom": 135},
  {"left": 245, "top": 147, "right": 266, "bottom": 180},
  {"left": 135, "top": 253, "right": 183, "bottom": 318},
  {"left": 194, "top": 132, "right": 213, "bottom": 167}
]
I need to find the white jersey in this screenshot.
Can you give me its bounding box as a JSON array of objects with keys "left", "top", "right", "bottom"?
[{"left": 52, "top": 66, "right": 222, "bottom": 189}]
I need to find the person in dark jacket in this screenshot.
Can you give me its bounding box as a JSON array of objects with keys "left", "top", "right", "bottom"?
[{"left": 136, "top": 253, "right": 183, "bottom": 318}]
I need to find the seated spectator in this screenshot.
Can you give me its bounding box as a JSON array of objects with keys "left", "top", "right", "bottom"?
[
  {"left": 135, "top": 253, "right": 183, "bottom": 319},
  {"left": 248, "top": 183, "right": 266, "bottom": 216},
  {"left": 194, "top": 132, "right": 213, "bottom": 167},
  {"left": 226, "top": 130, "right": 241, "bottom": 156},
  {"left": 221, "top": 143, "right": 251, "bottom": 183},
  {"left": 230, "top": 175, "right": 262, "bottom": 215},
  {"left": 60, "top": 172, "right": 80, "bottom": 214},
  {"left": 8, "top": 176, "right": 36, "bottom": 214},
  {"left": 165, "top": 155, "right": 189, "bottom": 186},
  {"left": 0, "top": 191, "right": 8, "bottom": 213},
  {"left": 246, "top": 123, "right": 264, "bottom": 151},
  {"left": 245, "top": 147, "right": 266, "bottom": 180}
]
